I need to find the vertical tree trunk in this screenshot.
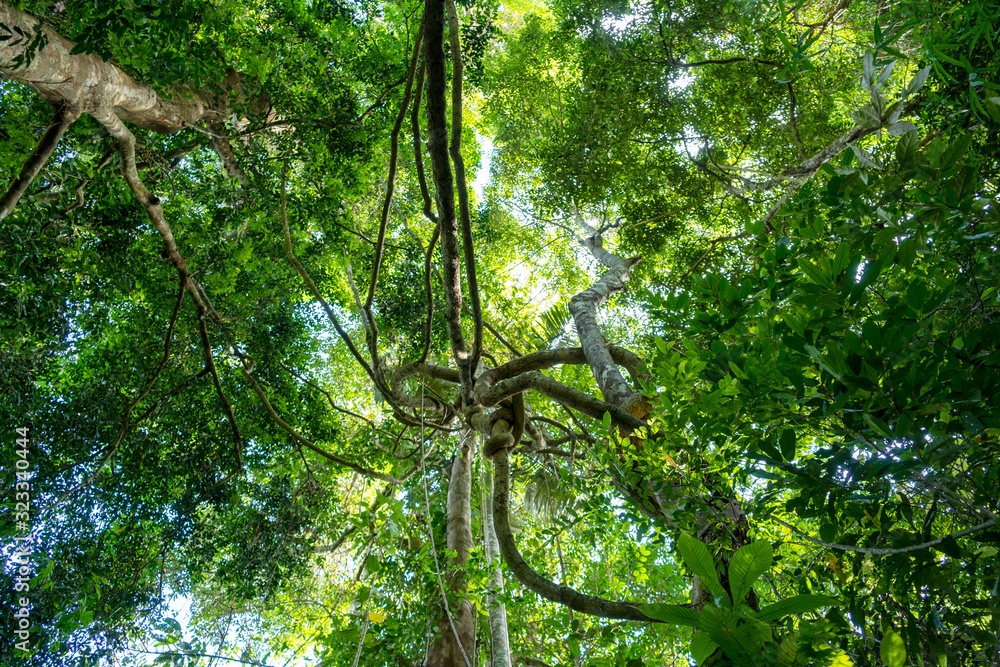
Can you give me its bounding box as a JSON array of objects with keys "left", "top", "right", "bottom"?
[
  {"left": 426, "top": 430, "right": 476, "bottom": 667},
  {"left": 483, "top": 464, "right": 512, "bottom": 667}
]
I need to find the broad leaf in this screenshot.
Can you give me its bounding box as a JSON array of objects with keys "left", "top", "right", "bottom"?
[
  {"left": 640, "top": 604, "right": 701, "bottom": 626},
  {"left": 756, "top": 594, "right": 839, "bottom": 623},
  {"left": 881, "top": 629, "right": 907, "bottom": 667},
  {"left": 690, "top": 630, "right": 719, "bottom": 666},
  {"left": 728, "top": 541, "right": 772, "bottom": 606},
  {"left": 678, "top": 532, "right": 727, "bottom": 603},
  {"left": 701, "top": 607, "right": 757, "bottom": 661}
]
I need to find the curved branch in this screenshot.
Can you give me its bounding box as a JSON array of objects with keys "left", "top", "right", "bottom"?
[
  {"left": 241, "top": 365, "right": 413, "bottom": 484},
  {"left": 93, "top": 110, "right": 243, "bottom": 466},
  {"left": 569, "top": 253, "right": 645, "bottom": 413},
  {"left": 390, "top": 362, "right": 460, "bottom": 416},
  {"left": 0, "top": 102, "right": 80, "bottom": 220},
  {"left": 491, "top": 448, "right": 656, "bottom": 622},
  {"left": 366, "top": 24, "right": 423, "bottom": 310}
]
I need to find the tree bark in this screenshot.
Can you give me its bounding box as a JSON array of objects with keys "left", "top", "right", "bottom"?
[
  {"left": 426, "top": 430, "right": 476, "bottom": 667},
  {"left": 0, "top": 1, "right": 237, "bottom": 133}
]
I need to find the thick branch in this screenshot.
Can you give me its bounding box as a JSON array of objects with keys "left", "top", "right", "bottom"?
[
  {"left": 491, "top": 447, "right": 655, "bottom": 622},
  {"left": 483, "top": 464, "right": 512, "bottom": 667},
  {"left": 479, "top": 370, "right": 646, "bottom": 431},
  {"left": 94, "top": 111, "right": 204, "bottom": 303},
  {"left": 0, "top": 2, "right": 240, "bottom": 133},
  {"left": 569, "top": 253, "right": 645, "bottom": 413},
  {"left": 0, "top": 102, "right": 79, "bottom": 220},
  {"left": 727, "top": 122, "right": 881, "bottom": 193},
  {"left": 475, "top": 346, "right": 648, "bottom": 395}
]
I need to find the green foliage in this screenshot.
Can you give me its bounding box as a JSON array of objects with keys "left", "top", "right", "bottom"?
[
  {"left": 2, "top": 0, "right": 998, "bottom": 665},
  {"left": 644, "top": 537, "right": 841, "bottom": 666},
  {"left": 644, "top": 116, "right": 999, "bottom": 664}
]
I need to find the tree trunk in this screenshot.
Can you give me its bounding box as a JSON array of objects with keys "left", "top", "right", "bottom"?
[{"left": 426, "top": 429, "right": 476, "bottom": 667}]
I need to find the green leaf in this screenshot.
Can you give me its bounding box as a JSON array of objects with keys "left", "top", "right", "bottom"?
[
  {"left": 780, "top": 429, "right": 797, "bottom": 462},
  {"left": 984, "top": 97, "right": 1000, "bottom": 123},
  {"left": 904, "top": 66, "right": 931, "bottom": 97},
  {"left": 701, "top": 607, "right": 757, "bottom": 660},
  {"left": 895, "top": 130, "right": 920, "bottom": 166},
  {"left": 640, "top": 604, "right": 701, "bottom": 626},
  {"left": 756, "top": 594, "right": 838, "bottom": 622},
  {"left": 888, "top": 120, "right": 917, "bottom": 135},
  {"left": 805, "top": 345, "right": 843, "bottom": 380},
  {"left": 863, "top": 413, "right": 892, "bottom": 438},
  {"left": 797, "top": 257, "right": 835, "bottom": 288},
  {"left": 728, "top": 541, "right": 773, "bottom": 606},
  {"left": 881, "top": 629, "right": 907, "bottom": 667},
  {"left": 677, "top": 532, "right": 727, "bottom": 603},
  {"left": 690, "top": 630, "right": 720, "bottom": 665}
]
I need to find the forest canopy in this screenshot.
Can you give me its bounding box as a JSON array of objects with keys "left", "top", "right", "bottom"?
[{"left": 1, "top": 0, "right": 998, "bottom": 665}]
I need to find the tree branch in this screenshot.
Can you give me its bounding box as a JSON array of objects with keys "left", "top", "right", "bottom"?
[
  {"left": 771, "top": 516, "right": 997, "bottom": 556},
  {"left": 0, "top": 102, "right": 80, "bottom": 220},
  {"left": 366, "top": 24, "right": 423, "bottom": 309},
  {"left": 786, "top": 82, "right": 807, "bottom": 160},
  {"left": 240, "top": 363, "right": 414, "bottom": 484},
  {"left": 50, "top": 286, "right": 186, "bottom": 507},
  {"left": 478, "top": 370, "right": 647, "bottom": 431},
  {"left": 208, "top": 124, "right": 249, "bottom": 186},
  {"left": 567, "top": 217, "right": 646, "bottom": 414},
  {"left": 278, "top": 165, "right": 386, "bottom": 396},
  {"left": 0, "top": 2, "right": 241, "bottom": 133},
  {"left": 475, "top": 346, "right": 648, "bottom": 395}
]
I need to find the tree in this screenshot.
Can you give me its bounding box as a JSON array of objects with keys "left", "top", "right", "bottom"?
[{"left": 2, "top": 0, "right": 998, "bottom": 665}]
